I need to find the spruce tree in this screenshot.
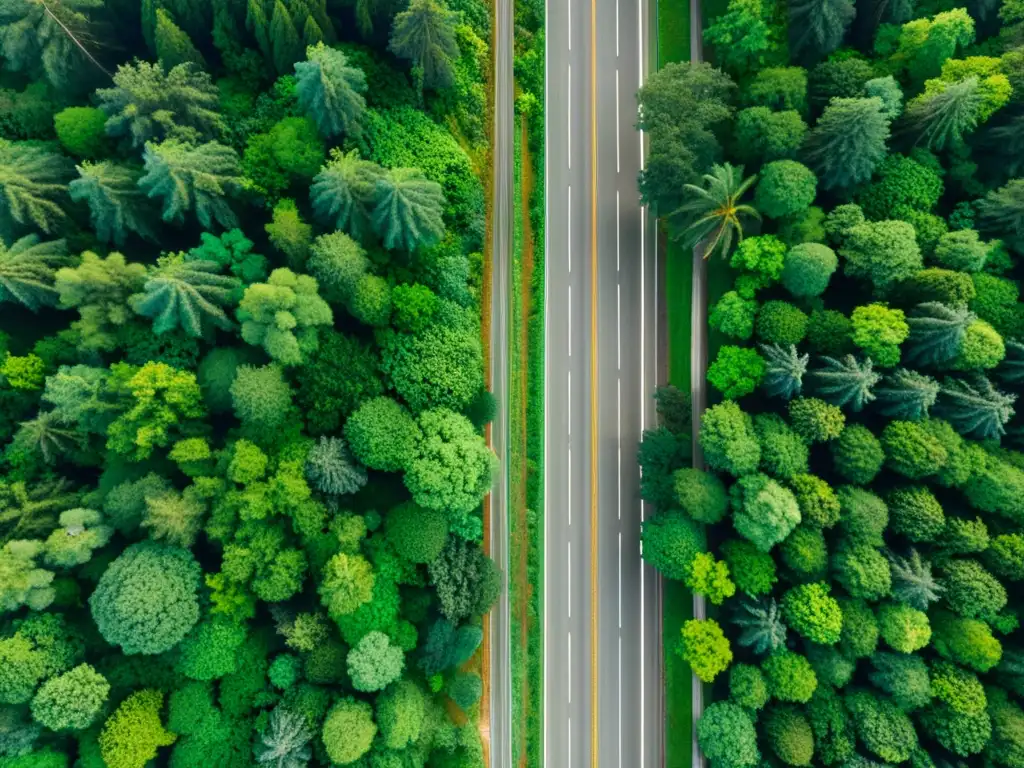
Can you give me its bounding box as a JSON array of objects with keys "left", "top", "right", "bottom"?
[
  {"left": 154, "top": 8, "right": 207, "bottom": 70},
  {"left": 371, "top": 167, "right": 446, "bottom": 252},
  {"left": 294, "top": 43, "right": 368, "bottom": 139},
  {"left": 269, "top": 0, "right": 303, "bottom": 76},
  {"left": 788, "top": 0, "right": 855, "bottom": 62},
  {"left": 887, "top": 549, "right": 943, "bottom": 611},
  {"left": 69, "top": 161, "right": 159, "bottom": 246},
  {"left": 0, "top": 0, "right": 105, "bottom": 91},
  {"left": 389, "top": 0, "right": 461, "bottom": 90},
  {"left": 246, "top": 0, "right": 335, "bottom": 75},
  {"left": 0, "top": 235, "right": 71, "bottom": 311},
  {"left": 131, "top": 254, "right": 241, "bottom": 337},
  {"left": 138, "top": 140, "right": 243, "bottom": 229},
  {"left": 0, "top": 140, "right": 73, "bottom": 238},
  {"left": 979, "top": 179, "right": 1024, "bottom": 252},
  {"left": 97, "top": 62, "right": 225, "bottom": 149},
  {"left": 997, "top": 340, "right": 1024, "bottom": 384},
  {"left": 904, "top": 76, "right": 982, "bottom": 150},
  {"left": 803, "top": 98, "right": 890, "bottom": 190},
  {"left": 811, "top": 355, "right": 880, "bottom": 411},
  {"left": 935, "top": 375, "right": 1016, "bottom": 440},
  {"left": 310, "top": 149, "right": 382, "bottom": 240},
  {"left": 874, "top": 368, "right": 940, "bottom": 421},
  {"left": 905, "top": 302, "right": 974, "bottom": 367},
  {"left": 760, "top": 343, "right": 809, "bottom": 399}
]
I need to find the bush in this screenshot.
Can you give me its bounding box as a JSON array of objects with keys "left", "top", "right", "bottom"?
[
  {"left": 54, "top": 107, "right": 108, "bottom": 158},
  {"left": 697, "top": 702, "right": 760, "bottom": 768},
  {"left": 674, "top": 468, "right": 728, "bottom": 524},
  {"left": 677, "top": 619, "right": 732, "bottom": 683},
  {"left": 755, "top": 160, "right": 818, "bottom": 219},
  {"left": 708, "top": 346, "right": 766, "bottom": 398},
  {"left": 756, "top": 301, "right": 809, "bottom": 345},
  {"left": 780, "top": 243, "right": 837, "bottom": 298}
]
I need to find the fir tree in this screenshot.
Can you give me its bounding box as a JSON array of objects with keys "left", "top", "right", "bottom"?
[
  {"left": 246, "top": 0, "right": 335, "bottom": 75},
  {"left": 0, "top": 0, "right": 106, "bottom": 91},
  {"left": 0, "top": 235, "right": 71, "bottom": 311},
  {"left": 68, "top": 161, "right": 159, "bottom": 246},
  {"left": 935, "top": 375, "right": 1016, "bottom": 440},
  {"left": 389, "top": 0, "right": 461, "bottom": 90},
  {"left": 731, "top": 595, "right": 788, "bottom": 655},
  {"left": 788, "top": 0, "right": 855, "bottom": 61},
  {"left": 310, "top": 149, "right": 382, "bottom": 240},
  {"left": 304, "top": 436, "right": 367, "bottom": 496},
  {"left": 371, "top": 167, "right": 446, "bottom": 252},
  {"left": 131, "top": 254, "right": 241, "bottom": 337},
  {"left": 154, "top": 7, "right": 206, "bottom": 70},
  {"left": 760, "top": 343, "right": 809, "bottom": 399},
  {"left": 255, "top": 707, "right": 313, "bottom": 767},
  {"left": 874, "top": 368, "right": 940, "bottom": 421},
  {"left": 294, "top": 43, "right": 367, "bottom": 139},
  {"left": 269, "top": 0, "right": 302, "bottom": 76},
  {"left": 10, "top": 410, "right": 82, "bottom": 464},
  {"left": 905, "top": 302, "right": 974, "bottom": 367},
  {"left": 803, "top": 98, "right": 890, "bottom": 190},
  {"left": 97, "top": 62, "right": 225, "bottom": 149},
  {"left": 904, "top": 76, "right": 983, "bottom": 150},
  {"left": 979, "top": 180, "right": 1024, "bottom": 251},
  {"left": 139, "top": 140, "right": 243, "bottom": 229},
  {"left": 996, "top": 340, "right": 1024, "bottom": 384},
  {"left": 0, "top": 140, "right": 73, "bottom": 238},
  {"left": 811, "top": 355, "right": 880, "bottom": 411},
  {"left": 887, "top": 549, "right": 943, "bottom": 611}
]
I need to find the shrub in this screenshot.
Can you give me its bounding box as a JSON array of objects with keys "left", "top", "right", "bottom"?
[
  {"left": 781, "top": 583, "right": 842, "bottom": 644},
  {"left": 756, "top": 301, "right": 809, "bottom": 345},
  {"left": 780, "top": 243, "right": 837, "bottom": 298},
  {"left": 677, "top": 619, "right": 732, "bottom": 683},
  {"left": 708, "top": 346, "right": 766, "bottom": 398},
  {"left": 755, "top": 160, "right": 817, "bottom": 219},
  {"left": 54, "top": 107, "right": 109, "bottom": 158}
]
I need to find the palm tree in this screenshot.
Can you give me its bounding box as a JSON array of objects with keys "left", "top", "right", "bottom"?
[{"left": 668, "top": 163, "right": 760, "bottom": 260}]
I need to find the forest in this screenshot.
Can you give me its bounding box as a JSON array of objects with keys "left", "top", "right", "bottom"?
[
  {"left": 638, "top": 0, "right": 1024, "bottom": 766},
  {"left": 0, "top": 0, "right": 499, "bottom": 764}
]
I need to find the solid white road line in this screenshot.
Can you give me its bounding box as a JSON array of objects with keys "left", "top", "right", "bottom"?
[
  {"left": 617, "top": 284, "right": 621, "bottom": 371},
  {"left": 637, "top": 0, "right": 647, "bottom": 763}
]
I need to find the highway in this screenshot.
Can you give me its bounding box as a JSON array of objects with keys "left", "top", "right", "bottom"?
[
  {"left": 489, "top": 0, "right": 513, "bottom": 760},
  {"left": 543, "top": 0, "right": 661, "bottom": 761}
]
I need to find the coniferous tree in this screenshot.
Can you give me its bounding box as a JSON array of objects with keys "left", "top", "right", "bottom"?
[
  {"left": 887, "top": 549, "right": 943, "bottom": 610},
  {"left": 0, "top": 140, "right": 73, "bottom": 238},
  {"left": 788, "top": 0, "right": 855, "bottom": 62},
  {"left": 997, "top": 340, "right": 1024, "bottom": 384},
  {"left": 10, "top": 411, "right": 82, "bottom": 465},
  {"left": 811, "top": 355, "right": 880, "bottom": 411},
  {"left": 803, "top": 97, "right": 890, "bottom": 190},
  {"left": 979, "top": 179, "right": 1024, "bottom": 251},
  {"left": 389, "top": 0, "right": 461, "bottom": 90},
  {"left": 935, "top": 375, "right": 1016, "bottom": 439},
  {"left": 139, "top": 140, "right": 243, "bottom": 229},
  {"left": 905, "top": 302, "right": 974, "bottom": 367},
  {"left": 131, "top": 254, "right": 241, "bottom": 337},
  {"left": 97, "top": 62, "right": 225, "bottom": 149},
  {"left": 310, "top": 149, "right": 382, "bottom": 240},
  {"left": 0, "top": 235, "right": 71, "bottom": 311},
  {"left": 874, "top": 368, "right": 940, "bottom": 420},
  {"left": 269, "top": 0, "right": 303, "bottom": 76},
  {"left": 731, "top": 596, "right": 788, "bottom": 655},
  {"left": 294, "top": 43, "right": 367, "bottom": 139},
  {"left": 0, "top": 0, "right": 106, "bottom": 91},
  {"left": 255, "top": 707, "right": 313, "bottom": 767},
  {"left": 760, "top": 343, "right": 809, "bottom": 399},
  {"left": 904, "top": 76, "right": 983, "bottom": 150},
  {"left": 246, "top": 0, "right": 335, "bottom": 75},
  {"left": 69, "top": 162, "right": 159, "bottom": 246},
  {"left": 371, "top": 167, "right": 446, "bottom": 252},
  {"left": 154, "top": 8, "right": 207, "bottom": 70}
]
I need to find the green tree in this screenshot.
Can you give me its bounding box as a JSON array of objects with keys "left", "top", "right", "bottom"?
[
  {"left": 803, "top": 98, "right": 890, "bottom": 190},
  {"left": 641, "top": 510, "right": 706, "bottom": 580},
  {"left": 154, "top": 7, "right": 205, "bottom": 69},
  {"left": 266, "top": 198, "right": 313, "bottom": 267},
  {"left": 745, "top": 66, "right": 808, "bottom": 113},
  {"left": 730, "top": 472, "right": 801, "bottom": 552},
  {"left": 704, "top": 0, "right": 782, "bottom": 77},
  {"left": 686, "top": 552, "right": 736, "bottom": 605},
  {"left": 321, "top": 699, "right": 375, "bottom": 765},
  {"left": 0, "top": 140, "right": 72, "bottom": 238},
  {"left": 386, "top": 501, "right": 449, "bottom": 564},
  {"left": 345, "top": 397, "right": 420, "bottom": 471},
  {"left": 875, "top": 368, "right": 939, "bottom": 421},
  {"left": 733, "top": 595, "right": 788, "bottom": 654},
  {"left": 733, "top": 107, "right": 807, "bottom": 163},
  {"left": 941, "top": 558, "right": 1007, "bottom": 619},
  {"left": 89, "top": 541, "right": 201, "bottom": 655},
  {"left": 131, "top": 254, "right": 240, "bottom": 337},
  {"left": 376, "top": 679, "right": 425, "bottom": 749},
  {"left": 844, "top": 689, "right": 917, "bottom": 763},
  {"left": 669, "top": 162, "right": 760, "bottom": 260},
  {"left": 710, "top": 291, "right": 757, "bottom": 341},
  {"left": 754, "top": 413, "right": 809, "bottom": 479},
  {"left": 347, "top": 631, "right": 404, "bottom": 692},
  {"left": 677, "top": 618, "right": 733, "bottom": 683},
  {"left": 979, "top": 180, "right": 1024, "bottom": 253},
  {"left": 428, "top": 538, "right": 500, "bottom": 622},
  {"left": 0, "top": 235, "right": 71, "bottom": 312},
  {"left": 230, "top": 363, "right": 294, "bottom": 440},
  {"left": 722, "top": 539, "right": 777, "bottom": 596},
  {"left": 54, "top": 107, "right": 109, "bottom": 159},
  {"left": 697, "top": 702, "right": 760, "bottom": 768},
  {"left": 237, "top": 268, "right": 333, "bottom": 365},
  {"left": 674, "top": 468, "right": 727, "bottom": 524},
  {"left": 305, "top": 436, "right": 366, "bottom": 496},
  {"left": 379, "top": 324, "right": 483, "bottom": 412},
  {"left": 763, "top": 649, "right": 817, "bottom": 703},
  {"left": 788, "top": 397, "right": 844, "bottom": 442},
  {"left": 757, "top": 301, "right": 809, "bottom": 345},
  {"left": 294, "top": 43, "right": 367, "bottom": 139},
  {"left": 306, "top": 231, "right": 368, "bottom": 306},
  {"left": 388, "top": 0, "right": 461, "bottom": 89},
  {"left": 42, "top": 508, "right": 112, "bottom": 568},
  {"left": 30, "top": 663, "right": 108, "bottom": 732},
  {"left": 832, "top": 539, "right": 891, "bottom": 600},
  {"left": 851, "top": 304, "right": 909, "bottom": 367},
  {"left": 99, "top": 690, "right": 176, "bottom": 768},
  {"left": 370, "top": 166, "right": 446, "bottom": 252},
  {"left": 708, "top": 345, "right": 765, "bottom": 398},
  {"left": 755, "top": 160, "right": 817, "bottom": 220},
  {"left": 764, "top": 704, "right": 815, "bottom": 766},
  {"left": 97, "top": 62, "right": 224, "bottom": 149},
  {"left": 840, "top": 219, "right": 921, "bottom": 292},
  {"left": 781, "top": 582, "right": 842, "bottom": 644},
  {"left": 985, "top": 534, "right": 1024, "bottom": 581},
  {"left": 761, "top": 343, "right": 809, "bottom": 400},
  {"left": 729, "top": 664, "right": 769, "bottom": 710},
  {"left": 896, "top": 9, "right": 975, "bottom": 84},
  {"left": 404, "top": 408, "right": 497, "bottom": 517},
  {"left": 0, "top": 0, "right": 105, "bottom": 91},
  {"left": 788, "top": 474, "right": 840, "bottom": 529},
  {"left": 255, "top": 707, "right": 313, "bottom": 767},
  {"left": 781, "top": 242, "right": 837, "bottom": 298},
  {"left": 318, "top": 552, "right": 375, "bottom": 619},
  {"left": 309, "top": 149, "right": 382, "bottom": 240},
  {"left": 888, "top": 486, "right": 944, "bottom": 542},
  {"left": 139, "top": 140, "right": 242, "bottom": 229},
  {"left": 175, "top": 618, "right": 246, "bottom": 681},
  {"left": 877, "top": 600, "right": 931, "bottom": 652},
  {"left": 858, "top": 153, "right": 943, "bottom": 220},
  {"left": 932, "top": 609, "right": 1002, "bottom": 672},
  {"left": 883, "top": 419, "right": 949, "bottom": 479},
  {"left": 700, "top": 400, "right": 761, "bottom": 476},
  {"left": 935, "top": 375, "right": 1015, "bottom": 440},
  {"left": 905, "top": 302, "right": 973, "bottom": 367},
  {"left": 865, "top": 76, "right": 904, "bottom": 118},
  {"left": 868, "top": 652, "right": 931, "bottom": 711},
  {"left": 811, "top": 355, "right": 880, "bottom": 411},
  {"left": 69, "top": 162, "right": 158, "bottom": 246},
  {"left": 788, "top": 0, "right": 854, "bottom": 60}
]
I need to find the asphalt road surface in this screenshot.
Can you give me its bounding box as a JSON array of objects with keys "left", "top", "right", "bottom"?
[
  {"left": 489, "top": 0, "right": 514, "bottom": 761},
  {"left": 543, "top": 0, "right": 660, "bottom": 761}
]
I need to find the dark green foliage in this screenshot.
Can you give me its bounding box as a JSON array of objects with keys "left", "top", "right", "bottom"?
[
  {"left": 0, "top": 236, "right": 71, "bottom": 312},
  {"left": 696, "top": 702, "right": 760, "bottom": 768},
  {"left": 806, "top": 309, "right": 854, "bottom": 356},
  {"left": 935, "top": 376, "right": 1016, "bottom": 440},
  {"left": 875, "top": 368, "right": 940, "bottom": 420},
  {"left": 294, "top": 44, "right": 367, "bottom": 139},
  {"left": 389, "top": 0, "right": 461, "bottom": 90},
  {"left": 753, "top": 413, "right": 809, "bottom": 479},
  {"left": 764, "top": 705, "right": 814, "bottom": 766},
  {"left": 733, "top": 108, "right": 807, "bottom": 164},
  {"left": 755, "top": 161, "right": 817, "bottom": 220},
  {"left": 900, "top": 268, "right": 976, "bottom": 307},
  {"left": 669, "top": 163, "right": 760, "bottom": 260},
  {"left": 806, "top": 687, "right": 855, "bottom": 765},
  {"left": 428, "top": 538, "right": 500, "bottom": 622},
  {"left": 836, "top": 486, "right": 888, "bottom": 545},
  {"left": 761, "top": 344, "right": 809, "bottom": 400},
  {"left": 803, "top": 98, "right": 890, "bottom": 191},
  {"left": 140, "top": 140, "right": 242, "bottom": 229},
  {"left": 788, "top": 0, "right": 854, "bottom": 61},
  {"left": 980, "top": 180, "right": 1024, "bottom": 253},
  {"left": 781, "top": 243, "right": 837, "bottom": 298},
  {"left": 845, "top": 689, "right": 918, "bottom": 763},
  {"left": 831, "top": 424, "right": 884, "bottom": 483},
  {"left": 701, "top": 400, "right": 761, "bottom": 476},
  {"left": 0, "top": 140, "right": 72, "bottom": 238},
  {"left": 831, "top": 538, "right": 891, "bottom": 600},
  {"left": 732, "top": 596, "right": 788, "bottom": 655},
  {"left": 858, "top": 154, "right": 943, "bottom": 221},
  {"left": 941, "top": 558, "right": 1007, "bottom": 619},
  {"left": 69, "top": 162, "right": 158, "bottom": 246},
  {"left": 780, "top": 525, "right": 828, "bottom": 581},
  {"left": 721, "top": 538, "right": 778, "bottom": 596},
  {"left": 812, "top": 355, "right": 880, "bottom": 411},
  {"left": 757, "top": 301, "right": 809, "bottom": 346},
  {"left": 868, "top": 652, "right": 931, "bottom": 711},
  {"left": 641, "top": 509, "right": 706, "bottom": 580},
  {"left": 840, "top": 219, "right": 922, "bottom": 292},
  {"left": 888, "top": 486, "right": 945, "bottom": 542}
]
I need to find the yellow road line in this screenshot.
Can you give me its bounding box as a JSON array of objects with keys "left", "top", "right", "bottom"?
[{"left": 589, "top": 0, "right": 599, "bottom": 759}]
